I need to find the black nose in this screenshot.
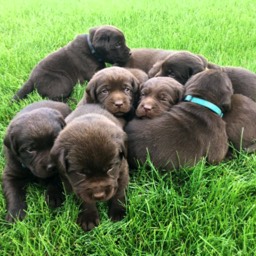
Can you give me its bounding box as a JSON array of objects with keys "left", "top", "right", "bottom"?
[{"left": 47, "top": 164, "right": 55, "bottom": 172}]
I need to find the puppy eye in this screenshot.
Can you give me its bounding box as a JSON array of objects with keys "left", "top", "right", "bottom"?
[
  {"left": 26, "top": 148, "right": 36, "bottom": 154},
  {"left": 167, "top": 70, "right": 175, "bottom": 77},
  {"left": 115, "top": 42, "right": 122, "bottom": 48},
  {"left": 124, "top": 87, "right": 131, "bottom": 93},
  {"left": 100, "top": 88, "right": 109, "bottom": 95}
]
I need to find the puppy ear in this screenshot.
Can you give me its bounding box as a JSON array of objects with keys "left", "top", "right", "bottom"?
[
  {"left": 148, "top": 61, "right": 163, "bottom": 78},
  {"left": 175, "top": 85, "right": 185, "bottom": 103},
  {"left": 196, "top": 54, "right": 208, "bottom": 68},
  {"left": 85, "top": 79, "right": 97, "bottom": 103},
  {"left": 50, "top": 145, "right": 67, "bottom": 173},
  {"left": 88, "top": 26, "right": 98, "bottom": 41},
  {"left": 4, "top": 127, "right": 18, "bottom": 154}
]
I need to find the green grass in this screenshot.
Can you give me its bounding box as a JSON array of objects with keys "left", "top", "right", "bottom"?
[{"left": 0, "top": 0, "right": 256, "bottom": 255}]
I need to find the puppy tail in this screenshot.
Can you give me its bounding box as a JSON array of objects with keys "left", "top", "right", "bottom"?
[{"left": 12, "top": 79, "right": 35, "bottom": 101}]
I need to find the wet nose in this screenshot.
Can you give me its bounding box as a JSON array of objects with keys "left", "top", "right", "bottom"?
[
  {"left": 115, "top": 100, "right": 124, "bottom": 107},
  {"left": 93, "top": 192, "right": 105, "bottom": 200},
  {"left": 143, "top": 104, "right": 152, "bottom": 111},
  {"left": 47, "top": 163, "right": 55, "bottom": 172}
]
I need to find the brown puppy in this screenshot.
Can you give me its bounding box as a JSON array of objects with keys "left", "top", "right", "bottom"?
[
  {"left": 208, "top": 64, "right": 256, "bottom": 102},
  {"left": 136, "top": 77, "right": 184, "bottom": 118},
  {"left": 50, "top": 105, "right": 129, "bottom": 231},
  {"left": 125, "top": 69, "right": 233, "bottom": 170},
  {"left": 78, "top": 66, "right": 139, "bottom": 121},
  {"left": 120, "top": 48, "right": 175, "bottom": 73},
  {"left": 13, "top": 25, "right": 131, "bottom": 101},
  {"left": 124, "top": 68, "right": 148, "bottom": 85},
  {"left": 148, "top": 51, "right": 208, "bottom": 84},
  {"left": 223, "top": 94, "right": 256, "bottom": 151},
  {"left": 2, "top": 100, "right": 71, "bottom": 222}
]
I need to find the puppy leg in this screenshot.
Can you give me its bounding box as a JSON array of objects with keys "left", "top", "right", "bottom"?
[
  {"left": 77, "top": 202, "right": 99, "bottom": 231},
  {"left": 45, "top": 176, "right": 64, "bottom": 208},
  {"left": 108, "top": 171, "right": 129, "bottom": 221},
  {"left": 2, "top": 174, "right": 28, "bottom": 222}
]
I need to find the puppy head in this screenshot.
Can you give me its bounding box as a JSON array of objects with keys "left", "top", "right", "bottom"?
[
  {"left": 89, "top": 25, "right": 131, "bottom": 64},
  {"left": 4, "top": 108, "right": 66, "bottom": 178},
  {"left": 136, "top": 77, "right": 184, "bottom": 118},
  {"left": 85, "top": 67, "right": 139, "bottom": 116},
  {"left": 149, "top": 51, "right": 207, "bottom": 84},
  {"left": 50, "top": 115, "right": 128, "bottom": 203},
  {"left": 184, "top": 69, "right": 234, "bottom": 112}
]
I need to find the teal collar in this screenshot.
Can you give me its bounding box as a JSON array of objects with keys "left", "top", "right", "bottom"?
[{"left": 183, "top": 95, "right": 223, "bottom": 117}]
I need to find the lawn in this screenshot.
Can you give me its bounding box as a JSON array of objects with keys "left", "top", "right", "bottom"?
[{"left": 0, "top": 0, "right": 256, "bottom": 255}]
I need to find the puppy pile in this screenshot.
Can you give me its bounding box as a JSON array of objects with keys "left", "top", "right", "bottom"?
[{"left": 3, "top": 25, "right": 256, "bottom": 231}]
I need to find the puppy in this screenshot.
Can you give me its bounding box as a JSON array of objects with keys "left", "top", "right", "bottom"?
[
  {"left": 208, "top": 64, "right": 256, "bottom": 102},
  {"left": 136, "top": 77, "right": 184, "bottom": 119},
  {"left": 2, "top": 100, "right": 71, "bottom": 222},
  {"left": 120, "top": 48, "right": 175, "bottom": 73},
  {"left": 50, "top": 105, "right": 129, "bottom": 231},
  {"left": 13, "top": 25, "right": 131, "bottom": 101},
  {"left": 124, "top": 68, "right": 148, "bottom": 85},
  {"left": 125, "top": 69, "right": 233, "bottom": 170},
  {"left": 223, "top": 94, "right": 256, "bottom": 152},
  {"left": 77, "top": 66, "right": 139, "bottom": 122},
  {"left": 148, "top": 51, "right": 208, "bottom": 84}
]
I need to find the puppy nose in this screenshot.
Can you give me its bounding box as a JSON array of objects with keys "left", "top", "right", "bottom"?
[
  {"left": 114, "top": 100, "right": 123, "bottom": 107},
  {"left": 143, "top": 104, "right": 152, "bottom": 111},
  {"left": 93, "top": 192, "right": 105, "bottom": 200},
  {"left": 47, "top": 164, "right": 54, "bottom": 172}
]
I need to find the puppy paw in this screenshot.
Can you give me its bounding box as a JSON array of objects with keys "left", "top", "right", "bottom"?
[
  {"left": 109, "top": 205, "right": 126, "bottom": 222},
  {"left": 77, "top": 211, "right": 100, "bottom": 231},
  {"left": 45, "top": 187, "right": 64, "bottom": 208},
  {"left": 6, "top": 208, "right": 26, "bottom": 223}
]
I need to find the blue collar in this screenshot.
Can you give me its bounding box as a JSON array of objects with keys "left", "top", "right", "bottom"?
[
  {"left": 86, "top": 34, "right": 104, "bottom": 63},
  {"left": 183, "top": 95, "right": 223, "bottom": 117}
]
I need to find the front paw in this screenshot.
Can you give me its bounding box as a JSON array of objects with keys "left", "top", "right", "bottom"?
[
  {"left": 108, "top": 205, "right": 126, "bottom": 222},
  {"left": 77, "top": 210, "right": 100, "bottom": 231},
  {"left": 6, "top": 208, "right": 26, "bottom": 223},
  {"left": 45, "top": 186, "right": 64, "bottom": 208}
]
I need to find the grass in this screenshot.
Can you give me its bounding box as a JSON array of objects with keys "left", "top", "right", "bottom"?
[{"left": 0, "top": 0, "right": 256, "bottom": 255}]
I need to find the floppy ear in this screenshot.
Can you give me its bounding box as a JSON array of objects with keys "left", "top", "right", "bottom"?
[
  {"left": 4, "top": 126, "right": 18, "bottom": 154},
  {"left": 148, "top": 60, "right": 163, "bottom": 78},
  {"left": 88, "top": 26, "right": 99, "bottom": 41},
  {"left": 50, "top": 145, "right": 67, "bottom": 173},
  {"left": 85, "top": 79, "right": 97, "bottom": 103},
  {"left": 221, "top": 98, "right": 232, "bottom": 112},
  {"left": 196, "top": 54, "right": 208, "bottom": 69},
  {"left": 175, "top": 85, "right": 185, "bottom": 103}
]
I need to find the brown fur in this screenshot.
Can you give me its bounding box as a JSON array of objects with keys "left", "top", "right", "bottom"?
[
  {"left": 208, "top": 64, "right": 256, "bottom": 101},
  {"left": 136, "top": 77, "right": 184, "bottom": 118},
  {"left": 50, "top": 105, "right": 129, "bottom": 231},
  {"left": 77, "top": 66, "right": 139, "bottom": 122},
  {"left": 125, "top": 70, "right": 233, "bottom": 170},
  {"left": 223, "top": 94, "right": 256, "bottom": 151},
  {"left": 148, "top": 51, "right": 208, "bottom": 84},
  {"left": 120, "top": 48, "right": 175, "bottom": 73},
  {"left": 2, "top": 100, "right": 71, "bottom": 222},
  {"left": 13, "top": 25, "right": 131, "bottom": 101}
]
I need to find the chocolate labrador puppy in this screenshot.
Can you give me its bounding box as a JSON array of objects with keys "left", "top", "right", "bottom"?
[
  {"left": 136, "top": 77, "right": 184, "bottom": 119},
  {"left": 208, "top": 64, "right": 256, "bottom": 101},
  {"left": 120, "top": 48, "right": 175, "bottom": 73},
  {"left": 50, "top": 104, "right": 129, "bottom": 231},
  {"left": 125, "top": 69, "right": 233, "bottom": 170},
  {"left": 77, "top": 66, "right": 139, "bottom": 123},
  {"left": 13, "top": 25, "right": 131, "bottom": 101},
  {"left": 148, "top": 51, "right": 208, "bottom": 84},
  {"left": 223, "top": 94, "right": 256, "bottom": 152},
  {"left": 2, "top": 100, "right": 71, "bottom": 222}
]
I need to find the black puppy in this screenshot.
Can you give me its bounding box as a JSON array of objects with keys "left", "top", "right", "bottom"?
[
  {"left": 13, "top": 25, "right": 131, "bottom": 101},
  {"left": 2, "top": 100, "right": 71, "bottom": 222}
]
